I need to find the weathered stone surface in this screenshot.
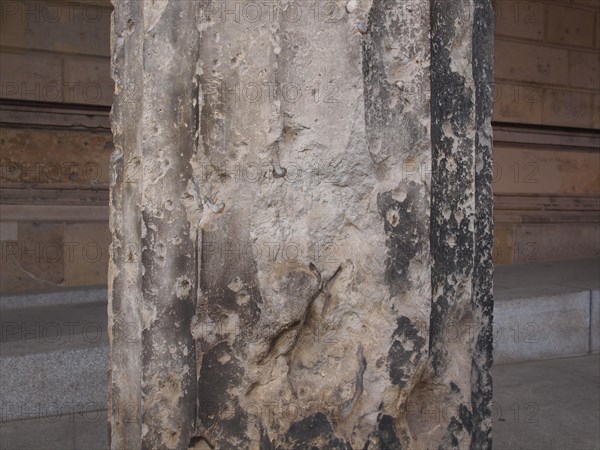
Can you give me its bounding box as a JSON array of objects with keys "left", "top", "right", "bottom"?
[{"left": 109, "top": 1, "right": 494, "bottom": 449}]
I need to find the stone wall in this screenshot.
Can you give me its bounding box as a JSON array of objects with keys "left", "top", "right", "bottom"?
[
  {"left": 0, "top": 0, "right": 112, "bottom": 105},
  {"left": 0, "top": 117, "right": 111, "bottom": 292},
  {"left": 494, "top": 0, "right": 599, "bottom": 128},
  {"left": 492, "top": 0, "right": 600, "bottom": 264},
  {"left": 0, "top": 0, "right": 113, "bottom": 293}
]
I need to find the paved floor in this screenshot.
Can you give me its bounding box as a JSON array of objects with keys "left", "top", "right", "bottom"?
[
  {"left": 1, "top": 354, "right": 598, "bottom": 449},
  {"left": 492, "top": 354, "right": 600, "bottom": 450}
]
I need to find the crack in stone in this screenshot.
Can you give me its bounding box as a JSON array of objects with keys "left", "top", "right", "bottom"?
[
  {"left": 256, "top": 264, "right": 342, "bottom": 367},
  {"left": 287, "top": 264, "right": 343, "bottom": 397},
  {"left": 256, "top": 319, "right": 302, "bottom": 365},
  {"left": 188, "top": 435, "right": 214, "bottom": 449},
  {"left": 340, "top": 345, "right": 367, "bottom": 418}
]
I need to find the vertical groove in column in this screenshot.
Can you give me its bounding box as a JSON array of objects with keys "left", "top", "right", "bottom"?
[
  {"left": 429, "top": 0, "right": 476, "bottom": 370},
  {"left": 429, "top": 0, "right": 493, "bottom": 448},
  {"left": 138, "top": 1, "right": 200, "bottom": 448},
  {"left": 470, "top": 1, "right": 495, "bottom": 448},
  {"left": 363, "top": 0, "right": 432, "bottom": 447},
  {"left": 192, "top": 1, "right": 280, "bottom": 446},
  {"left": 108, "top": 0, "right": 143, "bottom": 448}
]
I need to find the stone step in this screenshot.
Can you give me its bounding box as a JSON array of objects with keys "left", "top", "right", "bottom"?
[{"left": 493, "top": 257, "right": 599, "bottom": 364}]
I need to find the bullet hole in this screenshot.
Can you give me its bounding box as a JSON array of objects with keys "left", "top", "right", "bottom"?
[
  {"left": 357, "top": 20, "right": 368, "bottom": 34},
  {"left": 209, "top": 201, "right": 225, "bottom": 214},
  {"left": 204, "top": 196, "right": 225, "bottom": 214},
  {"left": 272, "top": 162, "right": 287, "bottom": 178},
  {"left": 346, "top": 0, "right": 358, "bottom": 13},
  {"left": 227, "top": 277, "right": 242, "bottom": 292},
  {"left": 127, "top": 19, "right": 134, "bottom": 31},
  {"left": 218, "top": 352, "right": 231, "bottom": 364},
  {"left": 176, "top": 277, "right": 191, "bottom": 298},
  {"left": 387, "top": 209, "right": 400, "bottom": 227},
  {"left": 164, "top": 430, "right": 179, "bottom": 447},
  {"left": 237, "top": 293, "right": 250, "bottom": 305}
]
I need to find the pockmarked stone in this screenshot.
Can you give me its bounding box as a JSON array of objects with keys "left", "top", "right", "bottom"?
[{"left": 108, "top": 0, "right": 494, "bottom": 448}]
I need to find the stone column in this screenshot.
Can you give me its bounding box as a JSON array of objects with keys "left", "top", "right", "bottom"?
[{"left": 109, "top": 0, "right": 494, "bottom": 449}]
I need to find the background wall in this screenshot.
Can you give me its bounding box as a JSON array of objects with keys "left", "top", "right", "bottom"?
[
  {"left": 493, "top": 0, "right": 600, "bottom": 263},
  {"left": 0, "top": 0, "right": 598, "bottom": 293},
  {"left": 1, "top": 0, "right": 112, "bottom": 292}
]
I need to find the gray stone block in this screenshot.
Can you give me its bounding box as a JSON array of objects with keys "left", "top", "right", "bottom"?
[
  {"left": 494, "top": 290, "right": 591, "bottom": 364},
  {"left": 494, "top": 258, "right": 599, "bottom": 364},
  {"left": 591, "top": 289, "right": 599, "bottom": 354}
]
